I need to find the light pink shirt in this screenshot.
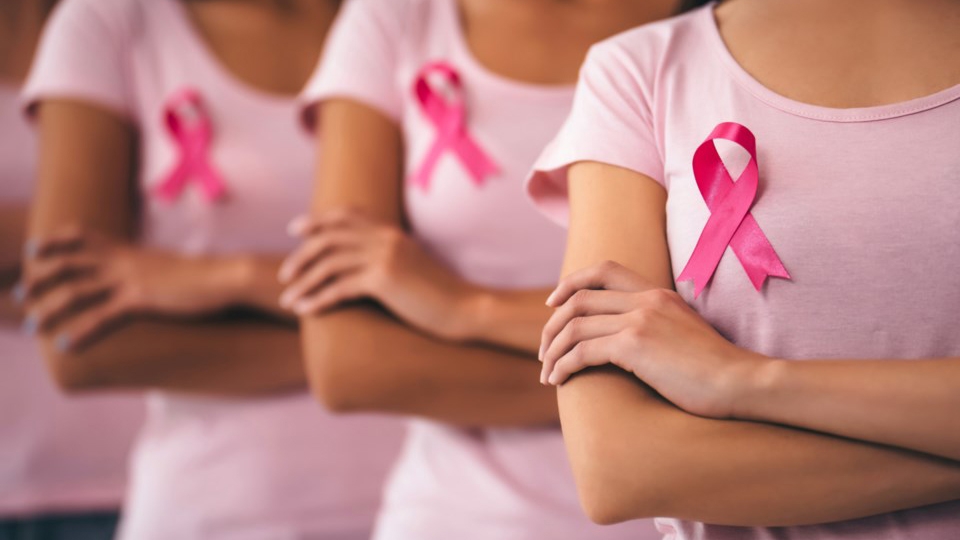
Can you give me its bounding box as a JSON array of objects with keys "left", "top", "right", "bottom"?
[
  {"left": 23, "top": 0, "right": 404, "bottom": 538},
  {"left": 529, "top": 5, "right": 960, "bottom": 539},
  {"left": 0, "top": 83, "right": 142, "bottom": 518},
  {"left": 301, "top": 0, "right": 658, "bottom": 538}
]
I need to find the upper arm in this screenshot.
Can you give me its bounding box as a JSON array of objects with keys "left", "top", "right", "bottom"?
[
  {"left": 557, "top": 162, "right": 675, "bottom": 523},
  {"left": 30, "top": 100, "right": 137, "bottom": 239},
  {"left": 311, "top": 99, "right": 403, "bottom": 221}
]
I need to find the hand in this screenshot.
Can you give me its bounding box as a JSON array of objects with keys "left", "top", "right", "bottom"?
[
  {"left": 19, "top": 226, "right": 248, "bottom": 350},
  {"left": 539, "top": 260, "right": 769, "bottom": 419},
  {"left": 278, "top": 209, "right": 479, "bottom": 341}
]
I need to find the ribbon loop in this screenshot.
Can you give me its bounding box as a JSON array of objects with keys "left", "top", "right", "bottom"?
[
  {"left": 153, "top": 89, "right": 228, "bottom": 203},
  {"left": 411, "top": 61, "right": 499, "bottom": 191},
  {"left": 677, "top": 122, "right": 790, "bottom": 297}
]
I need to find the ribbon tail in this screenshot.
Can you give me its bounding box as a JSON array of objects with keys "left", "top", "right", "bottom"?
[
  {"left": 729, "top": 215, "right": 791, "bottom": 291},
  {"left": 153, "top": 164, "right": 189, "bottom": 203},
  {"left": 676, "top": 261, "right": 713, "bottom": 299},
  {"left": 453, "top": 136, "right": 499, "bottom": 187},
  {"left": 412, "top": 138, "right": 448, "bottom": 191},
  {"left": 197, "top": 163, "right": 228, "bottom": 203}
]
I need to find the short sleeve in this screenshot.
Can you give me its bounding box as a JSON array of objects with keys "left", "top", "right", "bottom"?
[
  {"left": 299, "top": 0, "right": 406, "bottom": 131},
  {"left": 526, "top": 41, "right": 664, "bottom": 226},
  {"left": 21, "top": 0, "right": 136, "bottom": 121}
]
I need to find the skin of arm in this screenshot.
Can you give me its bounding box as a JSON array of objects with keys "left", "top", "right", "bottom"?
[
  {"left": 26, "top": 100, "right": 306, "bottom": 395},
  {"left": 0, "top": 203, "right": 27, "bottom": 322},
  {"left": 297, "top": 99, "right": 558, "bottom": 426},
  {"left": 734, "top": 357, "right": 960, "bottom": 462},
  {"left": 554, "top": 161, "right": 960, "bottom": 526}
]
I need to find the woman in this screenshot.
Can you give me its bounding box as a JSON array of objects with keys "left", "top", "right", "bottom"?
[
  {"left": 528, "top": 0, "right": 960, "bottom": 537},
  {"left": 21, "top": 0, "right": 403, "bottom": 538},
  {"left": 1, "top": 2, "right": 142, "bottom": 538},
  {"left": 281, "top": 0, "right": 694, "bottom": 537}
]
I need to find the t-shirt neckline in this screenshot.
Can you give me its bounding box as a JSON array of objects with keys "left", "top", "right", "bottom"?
[{"left": 700, "top": 3, "right": 960, "bottom": 123}]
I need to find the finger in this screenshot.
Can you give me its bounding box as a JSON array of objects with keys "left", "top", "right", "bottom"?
[
  {"left": 277, "top": 229, "right": 364, "bottom": 283},
  {"left": 292, "top": 272, "right": 369, "bottom": 315},
  {"left": 539, "top": 289, "right": 638, "bottom": 360},
  {"left": 24, "top": 225, "right": 91, "bottom": 259},
  {"left": 286, "top": 208, "right": 367, "bottom": 238},
  {"left": 540, "top": 314, "right": 625, "bottom": 381},
  {"left": 23, "top": 279, "right": 113, "bottom": 335},
  {"left": 545, "top": 334, "right": 621, "bottom": 386},
  {"left": 54, "top": 296, "right": 129, "bottom": 352},
  {"left": 279, "top": 251, "right": 367, "bottom": 308},
  {"left": 21, "top": 254, "right": 100, "bottom": 301},
  {"left": 546, "top": 260, "right": 653, "bottom": 307}
]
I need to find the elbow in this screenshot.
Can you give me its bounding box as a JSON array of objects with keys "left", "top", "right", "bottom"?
[
  {"left": 570, "top": 445, "right": 666, "bottom": 526},
  {"left": 40, "top": 344, "right": 112, "bottom": 394},
  {"left": 300, "top": 318, "right": 383, "bottom": 414}
]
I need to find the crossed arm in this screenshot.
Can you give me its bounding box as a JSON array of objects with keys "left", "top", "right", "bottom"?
[
  {"left": 293, "top": 99, "right": 558, "bottom": 427},
  {"left": 25, "top": 100, "right": 305, "bottom": 396},
  {"left": 551, "top": 161, "right": 960, "bottom": 525}
]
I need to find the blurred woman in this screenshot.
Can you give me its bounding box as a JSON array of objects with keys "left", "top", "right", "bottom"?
[
  {"left": 280, "top": 0, "right": 695, "bottom": 538},
  {"left": 21, "top": 0, "right": 403, "bottom": 538},
  {"left": 1, "top": 2, "right": 142, "bottom": 539}
]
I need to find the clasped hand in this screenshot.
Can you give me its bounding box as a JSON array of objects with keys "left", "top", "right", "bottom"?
[{"left": 538, "top": 260, "right": 770, "bottom": 419}]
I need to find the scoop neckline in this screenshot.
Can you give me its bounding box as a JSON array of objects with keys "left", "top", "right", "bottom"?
[
  {"left": 442, "top": 0, "right": 576, "bottom": 99},
  {"left": 164, "top": 0, "right": 304, "bottom": 106},
  {"left": 700, "top": 3, "right": 960, "bottom": 123}
]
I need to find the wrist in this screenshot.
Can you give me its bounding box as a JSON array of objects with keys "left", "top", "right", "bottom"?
[
  {"left": 444, "top": 285, "right": 490, "bottom": 343},
  {"left": 728, "top": 354, "right": 789, "bottom": 421}
]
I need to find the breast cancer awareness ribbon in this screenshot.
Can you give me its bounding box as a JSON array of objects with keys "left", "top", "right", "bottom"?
[
  {"left": 677, "top": 122, "right": 790, "bottom": 297},
  {"left": 411, "top": 61, "right": 499, "bottom": 191},
  {"left": 152, "top": 89, "right": 228, "bottom": 203}
]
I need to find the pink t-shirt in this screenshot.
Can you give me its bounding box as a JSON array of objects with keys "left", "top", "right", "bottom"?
[
  {"left": 23, "top": 0, "right": 405, "bottom": 538},
  {"left": 300, "top": 0, "right": 658, "bottom": 538},
  {"left": 0, "top": 83, "right": 143, "bottom": 518},
  {"left": 528, "top": 5, "right": 960, "bottom": 540}
]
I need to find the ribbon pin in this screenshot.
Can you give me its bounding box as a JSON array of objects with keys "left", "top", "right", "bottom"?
[
  {"left": 153, "top": 89, "right": 228, "bottom": 203},
  {"left": 677, "top": 122, "right": 790, "bottom": 297},
  {"left": 410, "top": 61, "right": 499, "bottom": 191}
]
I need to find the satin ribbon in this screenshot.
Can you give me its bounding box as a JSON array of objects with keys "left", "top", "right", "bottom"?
[
  {"left": 153, "top": 89, "right": 227, "bottom": 203},
  {"left": 677, "top": 122, "right": 790, "bottom": 297},
  {"left": 411, "top": 61, "right": 499, "bottom": 190}
]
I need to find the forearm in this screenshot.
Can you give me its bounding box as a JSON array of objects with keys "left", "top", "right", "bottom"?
[
  {"left": 301, "top": 305, "right": 559, "bottom": 427},
  {"left": 562, "top": 368, "right": 960, "bottom": 526},
  {"left": 736, "top": 357, "right": 960, "bottom": 460},
  {"left": 460, "top": 287, "right": 553, "bottom": 353},
  {"left": 41, "top": 316, "right": 306, "bottom": 396}
]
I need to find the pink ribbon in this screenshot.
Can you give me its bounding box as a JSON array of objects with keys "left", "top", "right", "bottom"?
[
  {"left": 411, "top": 61, "right": 499, "bottom": 190},
  {"left": 677, "top": 122, "right": 790, "bottom": 297},
  {"left": 153, "top": 89, "right": 227, "bottom": 203}
]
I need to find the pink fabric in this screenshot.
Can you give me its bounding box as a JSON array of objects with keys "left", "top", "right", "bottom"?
[
  {"left": 0, "top": 83, "right": 143, "bottom": 517},
  {"left": 300, "top": 0, "right": 658, "bottom": 538},
  {"left": 528, "top": 4, "right": 960, "bottom": 539},
  {"left": 22, "top": 0, "right": 405, "bottom": 538}
]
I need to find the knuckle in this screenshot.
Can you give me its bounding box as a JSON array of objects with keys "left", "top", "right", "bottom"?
[{"left": 598, "top": 260, "right": 620, "bottom": 273}]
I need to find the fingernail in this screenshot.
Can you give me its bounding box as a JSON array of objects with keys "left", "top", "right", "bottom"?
[
  {"left": 287, "top": 215, "right": 310, "bottom": 236},
  {"left": 55, "top": 334, "right": 71, "bottom": 352},
  {"left": 545, "top": 290, "right": 558, "bottom": 306},
  {"left": 279, "top": 292, "right": 295, "bottom": 308},
  {"left": 10, "top": 283, "right": 26, "bottom": 304},
  {"left": 293, "top": 300, "right": 310, "bottom": 314},
  {"left": 21, "top": 314, "right": 38, "bottom": 336},
  {"left": 22, "top": 239, "right": 38, "bottom": 259}
]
